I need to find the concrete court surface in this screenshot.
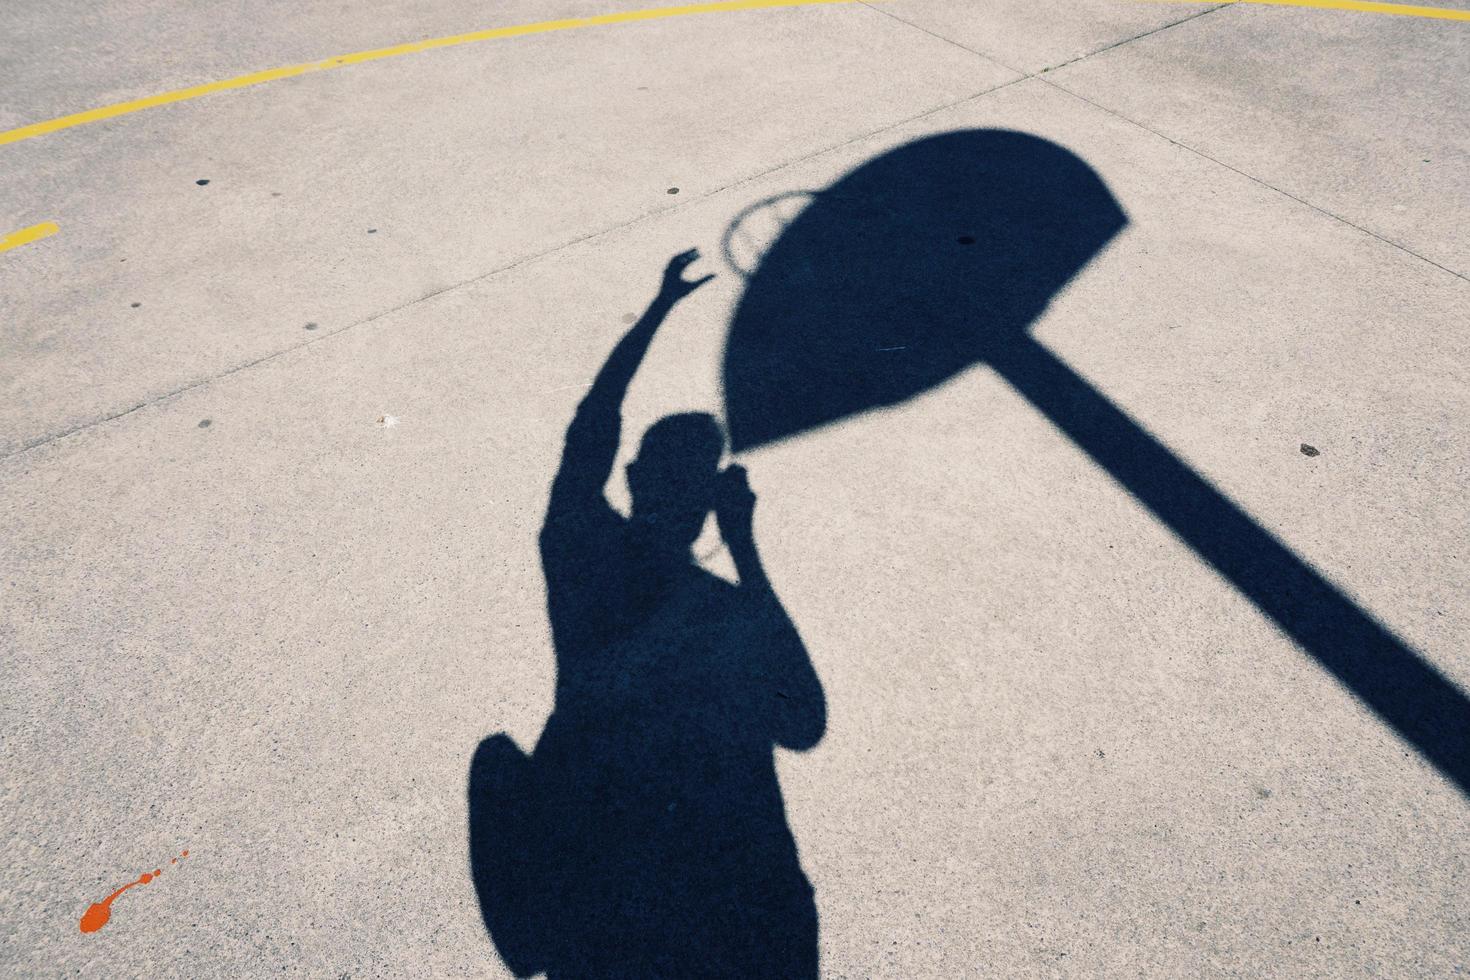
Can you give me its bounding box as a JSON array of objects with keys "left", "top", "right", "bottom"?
[{"left": 2, "top": 0, "right": 1468, "bottom": 975}]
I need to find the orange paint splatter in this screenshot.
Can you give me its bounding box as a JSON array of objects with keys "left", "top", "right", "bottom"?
[{"left": 79, "top": 850, "right": 188, "bottom": 934}]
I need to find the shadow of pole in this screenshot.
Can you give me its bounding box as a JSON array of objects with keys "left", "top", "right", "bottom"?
[{"left": 991, "top": 335, "right": 1470, "bottom": 794}]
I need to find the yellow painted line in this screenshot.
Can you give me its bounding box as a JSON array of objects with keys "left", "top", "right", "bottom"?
[
  {"left": 0, "top": 0, "right": 861, "bottom": 148},
  {"left": 1148, "top": 0, "right": 1470, "bottom": 19},
  {"left": 0, "top": 221, "right": 60, "bottom": 255}
]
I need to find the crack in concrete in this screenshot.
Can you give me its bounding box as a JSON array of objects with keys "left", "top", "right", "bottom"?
[
  {"left": 1037, "top": 75, "right": 1470, "bottom": 286},
  {"left": 2, "top": 75, "right": 1027, "bottom": 462},
  {"left": 856, "top": 0, "right": 1233, "bottom": 77},
  {"left": 859, "top": 0, "right": 1470, "bottom": 281},
  {"left": 6, "top": 0, "right": 1463, "bottom": 462}
]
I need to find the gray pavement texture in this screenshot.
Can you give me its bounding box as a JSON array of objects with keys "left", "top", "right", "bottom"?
[{"left": 2, "top": 0, "right": 1468, "bottom": 976}]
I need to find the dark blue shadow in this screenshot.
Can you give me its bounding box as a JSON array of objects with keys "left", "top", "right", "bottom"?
[{"left": 723, "top": 129, "right": 1468, "bottom": 795}]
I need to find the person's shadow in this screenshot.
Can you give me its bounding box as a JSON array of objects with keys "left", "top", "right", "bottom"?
[{"left": 468, "top": 251, "right": 826, "bottom": 979}]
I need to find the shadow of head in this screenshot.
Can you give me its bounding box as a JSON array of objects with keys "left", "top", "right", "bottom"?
[
  {"left": 626, "top": 412, "right": 725, "bottom": 551},
  {"left": 723, "top": 128, "right": 1127, "bottom": 451}
]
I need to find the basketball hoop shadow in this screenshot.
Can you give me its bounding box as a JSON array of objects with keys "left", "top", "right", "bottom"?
[{"left": 720, "top": 129, "right": 1470, "bottom": 796}]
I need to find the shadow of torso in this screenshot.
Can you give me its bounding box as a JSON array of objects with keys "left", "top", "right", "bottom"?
[{"left": 471, "top": 497, "right": 819, "bottom": 979}]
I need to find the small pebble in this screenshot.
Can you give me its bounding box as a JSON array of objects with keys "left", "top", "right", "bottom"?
[
  {"left": 131, "top": 302, "right": 141, "bottom": 309},
  {"left": 196, "top": 179, "right": 210, "bottom": 186},
  {"left": 198, "top": 419, "right": 212, "bottom": 428},
  {"left": 304, "top": 322, "right": 318, "bottom": 331},
  {"left": 367, "top": 228, "right": 377, "bottom": 234},
  {"left": 1300, "top": 443, "right": 1320, "bottom": 457},
  {"left": 666, "top": 187, "right": 679, "bottom": 195}
]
